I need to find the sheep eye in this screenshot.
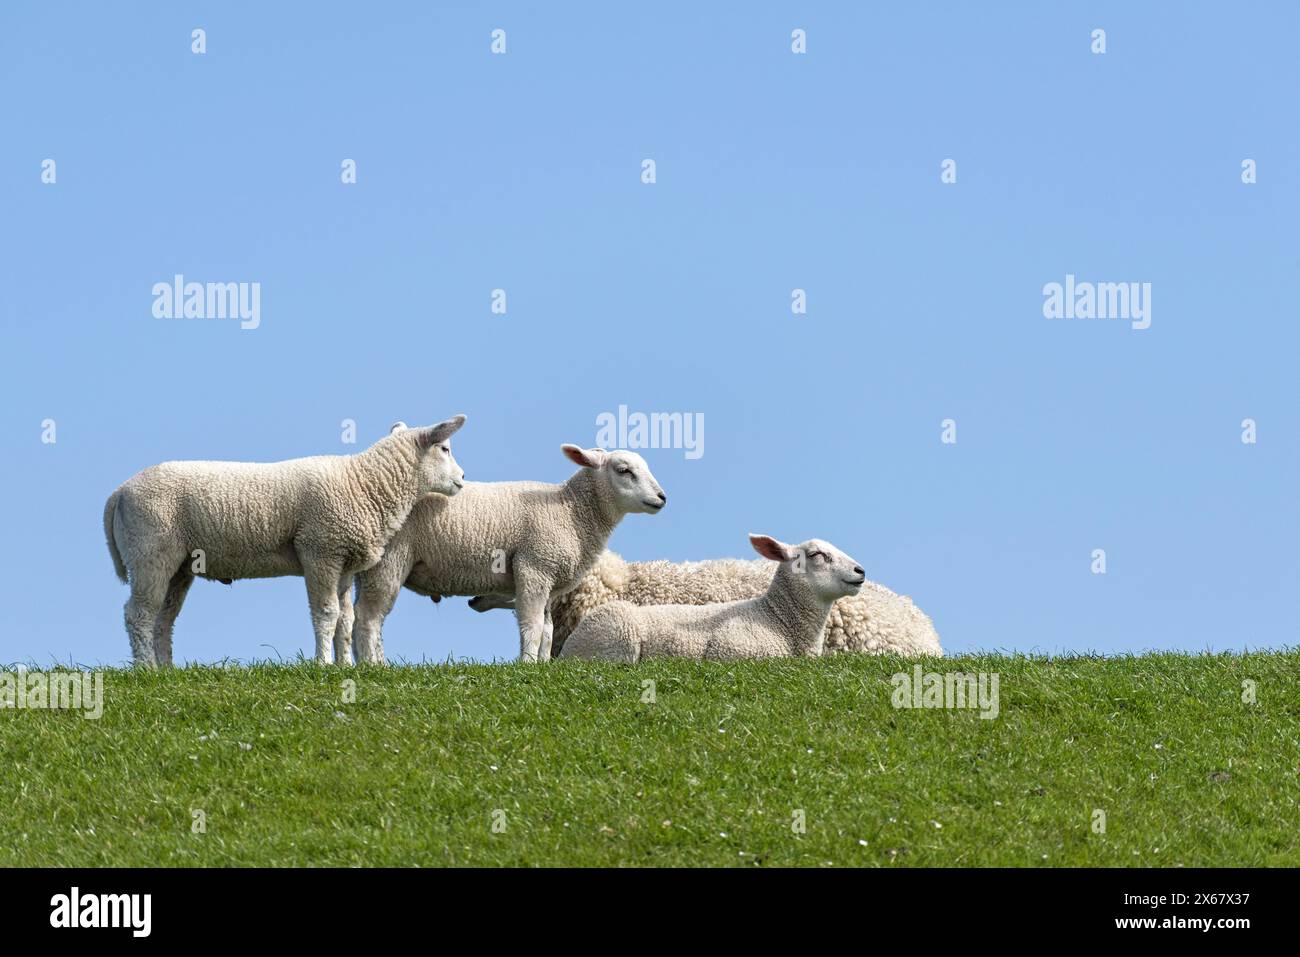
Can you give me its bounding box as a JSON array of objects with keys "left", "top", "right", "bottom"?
[{"left": 617, "top": 466, "right": 632, "bottom": 475}]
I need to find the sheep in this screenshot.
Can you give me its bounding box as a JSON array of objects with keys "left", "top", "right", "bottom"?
[
  {"left": 558, "top": 534, "right": 867, "bottom": 661},
  {"left": 470, "top": 548, "right": 943, "bottom": 658},
  {"left": 351, "top": 444, "right": 666, "bottom": 664},
  {"left": 103, "top": 416, "right": 467, "bottom": 668}
]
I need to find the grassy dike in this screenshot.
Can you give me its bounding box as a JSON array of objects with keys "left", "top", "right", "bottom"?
[{"left": 2, "top": 651, "right": 1297, "bottom": 866}]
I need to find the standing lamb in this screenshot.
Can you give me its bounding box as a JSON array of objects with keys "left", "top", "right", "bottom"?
[
  {"left": 470, "top": 549, "right": 943, "bottom": 658},
  {"left": 351, "top": 445, "right": 666, "bottom": 664},
  {"left": 103, "top": 416, "right": 467, "bottom": 667},
  {"left": 558, "top": 535, "right": 865, "bottom": 662}
]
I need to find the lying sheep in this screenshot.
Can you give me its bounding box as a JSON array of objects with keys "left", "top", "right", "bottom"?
[
  {"left": 471, "top": 548, "right": 943, "bottom": 658},
  {"left": 103, "top": 416, "right": 467, "bottom": 667},
  {"left": 559, "top": 535, "right": 865, "bottom": 661},
  {"left": 352, "top": 445, "right": 666, "bottom": 664}
]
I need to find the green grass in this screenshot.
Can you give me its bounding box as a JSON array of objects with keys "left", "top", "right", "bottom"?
[{"left": 3, "top": 652, "right": 1298, "bottom": 866}]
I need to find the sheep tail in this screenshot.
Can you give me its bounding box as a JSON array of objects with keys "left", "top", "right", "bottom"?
[{"left": 103, "top": 489, "right": 128, "bottom": 584}]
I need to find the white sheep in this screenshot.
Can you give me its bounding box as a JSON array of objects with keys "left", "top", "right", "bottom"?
[
  {"left": 558, "top": 535, "right": 866, "bottom": 661},
  {"left": 352, "top": 445, "right": 666, "bottom": 664},
  {"left": 471, "top": 548, "right": 943, "bottom": 658},
  {"left": 103, "top": 416, "right": 467, "bottom": 667}
]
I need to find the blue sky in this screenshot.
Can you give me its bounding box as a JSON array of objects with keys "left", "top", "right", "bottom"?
[{"left": 2, "top": 2, "right": 1296, "bottom": 666}]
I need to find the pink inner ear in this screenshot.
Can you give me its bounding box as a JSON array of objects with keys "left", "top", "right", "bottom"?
[
  {"left": 750, "top": 535, "right": 789, "bottom": 562},
  {"left": 562, "top": 445, "right": 592, "bottom": 468}
]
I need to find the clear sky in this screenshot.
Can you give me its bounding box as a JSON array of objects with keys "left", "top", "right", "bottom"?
[{"left": 3, "top": 2, "right": 1296, "bottom": 666}]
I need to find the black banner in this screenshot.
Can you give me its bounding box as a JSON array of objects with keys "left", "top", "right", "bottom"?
[{"left": 1, "top": 867, "right": 1283, "bottom": 943}]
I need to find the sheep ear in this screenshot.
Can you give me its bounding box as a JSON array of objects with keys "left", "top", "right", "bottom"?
[
  {"left": 417, "top": 414, "right": 467, "bottom": 449},
  {"left": 749, "top": 534, "right": 796, "bottom": 563},
  {"left": 562, "top": 444, "right": 607, "bottom": 469}
]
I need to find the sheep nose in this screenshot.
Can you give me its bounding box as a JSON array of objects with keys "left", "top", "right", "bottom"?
[
  {"left": 657, "top": 491, "right": 667, "bottom": 504},
  {"left": 853, "top": 565, "right": 864, "bottom": 575}
]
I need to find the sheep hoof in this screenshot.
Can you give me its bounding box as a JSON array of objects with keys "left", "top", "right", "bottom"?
[
  {"left": 430, "top": 594, "right": 441, "bottom": 604},
  {"left": 218, "top": 578, "right": 233, "bottom": 586}
]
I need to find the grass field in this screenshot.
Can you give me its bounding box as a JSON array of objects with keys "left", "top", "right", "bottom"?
[{"left": 2, "top": 652, "right": 1298, "bottom": 866}]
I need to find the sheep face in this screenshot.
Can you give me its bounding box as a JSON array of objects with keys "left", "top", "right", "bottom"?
[
  {"left": 413, "top": 415, "right": 468, "bottom": 497},
  {"left": 561, "top": 445, "right": 667, "bottom": 516},
  {"left": 750, "top": 534, "right": 866, "bottom": 601}
]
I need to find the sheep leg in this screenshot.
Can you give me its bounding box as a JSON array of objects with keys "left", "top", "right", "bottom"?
[
  {"left": 538, "top": 606, "right": 555, "bottom": 661},
  {"left": 152, "top": 568, "right": 194, "bottom": 668},
  {"left": 124, "top": 570, "right": 171, "bottom": 668},
  {"left": 513, "top": 570, "right": 551, "bottom": 664},
  {"left": 353, "top": 573, "right": 399, "bottom": 665},
  {"left": 468, "top": 594, "right": 514, "bottom": 612},
  {"left": 303, "top": 564, "right": 344, "bottom": 665},
  {"left": 332, "top": 576, "right": 355, "bottom": 665}
]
